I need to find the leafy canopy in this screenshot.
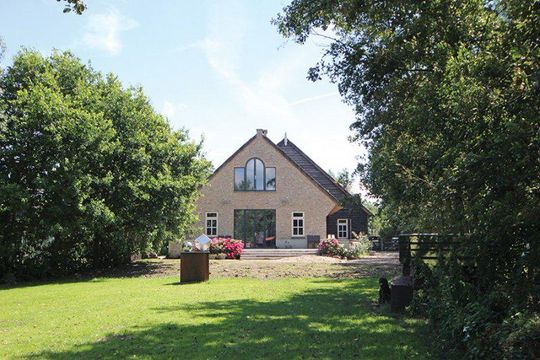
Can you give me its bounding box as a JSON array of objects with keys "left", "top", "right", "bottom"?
[
  {"left": 0, "top": 50, "right": 211, "bottom": 278},
  {"left": 276, "top": 0, "right": 539, "bottom": 357}
]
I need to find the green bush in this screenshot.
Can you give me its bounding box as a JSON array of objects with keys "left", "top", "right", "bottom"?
[
  {"left": 317, "top": 238, "right": 342, "bottom": 257},
  {"left": 411, "top": 254, "right": 539, "bottom": 359},
  {"left": 350, "top": 232, "right": 372, "bottom": 256},
  {"left": 318, "top": 237, "right": 370, "bottom": 259},
  {"left": 501, "top": 312, "right": 540, "bottom": 359},
  {"left": 0, "top": 50, "right": 211, "bottom": 279},
  {"left": 276, "top": 0, "right": 539, "bottom": 357}
]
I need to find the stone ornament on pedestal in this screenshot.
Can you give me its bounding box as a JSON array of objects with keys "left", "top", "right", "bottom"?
[{"left": 180, "top": 234, "right": 211, "bottom": 283}]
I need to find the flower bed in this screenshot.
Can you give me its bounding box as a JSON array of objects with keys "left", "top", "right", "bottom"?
[
  {"left": 318, "top": 238, "right": 343, "bottom": 257},
  {"left": 209, "top": 238, "right": 244, "bottom": 259},
  {"left": 318, "top": 237, "right": 371, "bottom": 259}
]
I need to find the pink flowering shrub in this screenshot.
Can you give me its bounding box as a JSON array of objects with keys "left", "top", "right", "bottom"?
[
  {"left": 209, "top": 237, "right": 244, "bottom": 259},
  {"left": 318, "top": 238, "right": 346, "bottom": 257},
  {"left": 209, "top": 238, "right": 224, "bottom": 254}
]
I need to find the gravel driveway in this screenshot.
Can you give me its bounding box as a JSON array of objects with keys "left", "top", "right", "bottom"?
[{"left": 94, "top": 252, "right": 401, "bottom": 280}]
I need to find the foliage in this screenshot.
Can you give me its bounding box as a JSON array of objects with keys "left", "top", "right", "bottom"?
[
  {"left": 350, "top": 232, "right": 372, "bottom": 256},
  {"left": 57, "top": 0, "right": 86, "bottom": 14},
  {"left": 208, "top": 238, "right": 224, "bottom": 254},
  {"left": 318, "top": 238, "right": 343, "bottom": 257},
  {"left": 0, "top": 37, "right": 5, "bottom": 62},
  {"left": 413, "top": 255, "right": 540, "bottom": 359},
  {"left": 276, "top": 0, "right": 539, "bottom": 357},
  {"left": 500, "top": 312, "right": 540, "bottom": 360},
  {"left": 0, "top": 276, "right": 431, "bottom": 359},
  {"left": 318, "top": 237, "right": 369, "bottom": 259},
  {"left": 0, "top": 50, "right": 211, "bottom": 279},
  {"left": 362, "top": 200, "right": 390, "bottom": 237},
  {"left": 209, "top": 238, "right": 244, "bottom": 259},
  {"left": 328, "top": 168, "right": 353, "bottom": 191}
]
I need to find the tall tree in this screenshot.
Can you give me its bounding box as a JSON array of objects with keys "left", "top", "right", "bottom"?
[
  {"left": 328, "top": 168, "right": 353, "bottom": 191},
  {"left": 276, "top": 0, "right": 539, "bottom": 357},
  {"left": 0, "top": 50, "right": 210, "bottom": 278}
]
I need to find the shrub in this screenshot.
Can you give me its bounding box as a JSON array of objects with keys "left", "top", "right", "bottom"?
[
  {"left": 318, "top": 238, "right": 342, "bottom": 257},
  {"left": 318, "top": 238, "right": 368, "bottom": 259},
  {"left": 410, "top": 249, "right": 540, "bottom": 359},
  {"left": 209, "top": 238, "right": 244, "bottom": 259},
  {"left": 350, "top": 232, "right": 372, "bottom": 256},
  {"left": 209, "top": 238, "right": 224, "bottom": 254},
  {"left": 0, "top": 50, "right": 211, "bottom": 279},
  {"left": 500, "top": 312, "right": 540, "bottom": 359}
]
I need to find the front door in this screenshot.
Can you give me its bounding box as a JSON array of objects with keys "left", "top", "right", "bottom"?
[{"left": 234, "top": 209, "right": 276, "bottom": 248}]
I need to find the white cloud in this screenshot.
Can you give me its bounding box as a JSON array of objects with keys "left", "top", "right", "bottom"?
[
  {"left": 177, "top": 1, "right": 369, "bottom": 195},
  {"left": 161, "top": 100, "right": 187, "bottom": 119},
  {"left": 82, "top": 10, "right": 138, "bottom": 56},
  {"left": 289, "top": 92, "right": 338, "bottom": 106},
  {"left": 197, "top": 6, "right": 298, "bottom": 126}
]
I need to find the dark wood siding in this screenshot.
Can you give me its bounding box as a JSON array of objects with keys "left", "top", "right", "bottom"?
[{"left": 326, "top": 207, "right": 369, "bottom": 239}]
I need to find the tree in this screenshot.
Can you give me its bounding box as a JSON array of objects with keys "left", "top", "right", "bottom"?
[
  {"left": 276, "top": 0, "right": 539, "bottom": 357},
  {"left": 328, "top": 168, "right": 353, "bottom": 191},
  {"left": 0, "top": 37, "right": 5, "bottom": 62},
  {"left": 0, "top": 50, "right": 211, "bottom": 278}
]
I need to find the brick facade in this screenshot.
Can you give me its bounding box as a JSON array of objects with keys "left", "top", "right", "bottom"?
[{"left": 196, "top": 131, "right": 338, "bottom": 248}]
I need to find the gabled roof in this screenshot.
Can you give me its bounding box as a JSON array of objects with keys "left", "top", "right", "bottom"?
[
  {"left": 210, "top": 134, "right": 337, "bottom": 203},
  {"left": 276, "top": 138, "right": 372, "bottom": 216},
  {"left": 209, "top": 132, "right": 372, "bottom": 216},
  {"left": 276, "top": 139, "right": 350, "bottom": 201},
  {"left": 209, "top": 134, "right": 257, "bottom": 178}
]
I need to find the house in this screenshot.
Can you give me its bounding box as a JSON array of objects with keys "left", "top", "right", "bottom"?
[{"left": 195, "top": 129, "right": 371, "bottom": 249}]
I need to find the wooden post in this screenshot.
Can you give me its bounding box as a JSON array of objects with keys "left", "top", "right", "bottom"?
[
  {"left": 398, "top": 236, "right": 411, "bottom": 276},
  {"left": 180, "top": 252, "right": 209, "bottom": 283}
]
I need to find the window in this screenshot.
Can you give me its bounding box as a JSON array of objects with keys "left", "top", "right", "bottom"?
[
  {"left": 234, "top": 209, "right": 276, "bottom": 248},
  {"left": 337, "top": 219, "right": 348, "bottom": 239},
  {"left": 234, "top": 167, "right": 246, "bottom": 190},
  {"left": 265, "top": 167, "right": 276, "bottom": 190},
  {"left": 205, "top": 212, "right": 218, "bottom": 236},
  {"left": 292, "top": 212, "right": 304, "bottom": 237},
  {"left": 234, "top": 158, "right": 276, "bottom": 191}
]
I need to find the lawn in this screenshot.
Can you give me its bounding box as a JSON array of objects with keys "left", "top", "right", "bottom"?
[{"left": 1, "top": 276, "right": 431, "bottom": 359}]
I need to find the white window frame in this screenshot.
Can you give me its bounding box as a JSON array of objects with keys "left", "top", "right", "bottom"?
[
  {"left": 337, "top": 219, "right": 349, "bottom": 239},
  {"left": 205, "top": 212, "right": 218, "bottom": 236},
  {"left": 291, "top": 212, "right": 304, "bottom": 237}
]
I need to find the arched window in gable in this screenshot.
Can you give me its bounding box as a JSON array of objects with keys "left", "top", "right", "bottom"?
[{"left": 234, "top": 158, "right": 276, "bottom": 191}]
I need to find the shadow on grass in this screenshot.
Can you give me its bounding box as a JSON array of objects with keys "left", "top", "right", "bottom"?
[
  {"left": 31, "top": 279, "right": 432, "bottom": 359},
  {"left": 0, "top": 260, "right": 178, "bottom": 291}
]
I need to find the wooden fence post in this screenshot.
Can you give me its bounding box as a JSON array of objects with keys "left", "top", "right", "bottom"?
[{"left": 398, "top": 236, "right": 411, "bottom": 276}]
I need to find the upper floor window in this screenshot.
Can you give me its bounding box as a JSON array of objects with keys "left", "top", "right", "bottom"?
[{"left": 234, "top": 158, "right": 276, "bottom": 191}]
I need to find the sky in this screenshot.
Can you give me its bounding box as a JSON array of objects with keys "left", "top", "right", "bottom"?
[{"left": 0, "top": 0, "right": 368, "bottom": 193}]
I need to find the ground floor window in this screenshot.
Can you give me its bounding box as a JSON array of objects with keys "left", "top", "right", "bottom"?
[
  {"left": 234, "top": 209, "right": 276, "bottom": 248},
  {"left": 205, "top": 212, "right": 218, "bottom": 236},
  {"left": 337, "top": 219, "right": 348, "bottom": 239},
  {"left": 292, "top": 212, "right": 304, "bottom": 237}
]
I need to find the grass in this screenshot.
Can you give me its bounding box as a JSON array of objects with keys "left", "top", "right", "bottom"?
[{"left": 0, "top": 276, "right": 431, "bottom": 359}]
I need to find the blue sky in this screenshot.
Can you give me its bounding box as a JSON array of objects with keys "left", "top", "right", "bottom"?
[{"left": 0, "top": 0, "right": 367, "bottom": 192}]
